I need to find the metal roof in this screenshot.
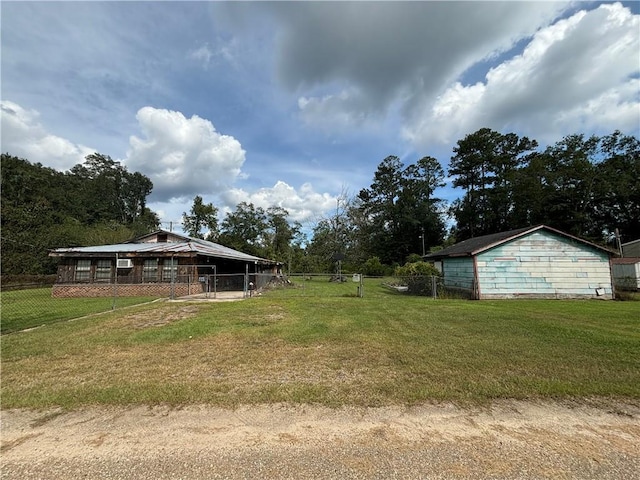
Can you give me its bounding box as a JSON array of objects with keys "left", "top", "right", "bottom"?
[
  {"left": 49, "top": 230, "right": 278, "bottom": 265},
  {"left": 423, "top": 225, "right": 615, "bottom": 260},
  {"left": 612, "top": 257, "right": 640, "bottom": 265}
]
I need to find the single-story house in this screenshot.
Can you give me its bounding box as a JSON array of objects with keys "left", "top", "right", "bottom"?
[
  {"left": 611, "top": 258, "right": 640, "bottom": 291},
  {"left": 49, "top": 230, "right": 281, "bottom": 298},
  {"left": 622, "top": 238, "right": 640, "bottom": 257},
  {"left": 423, "top": 225, "right": 615, "bottom": 300}
]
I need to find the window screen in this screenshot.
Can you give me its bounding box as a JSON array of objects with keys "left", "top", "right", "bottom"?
[
  {"left": 162, "top": 258, "right": 177, "bottom": 282},
  {"left": 75, "top": 259, "right": 91, "bottom": 282},
  {"left": 143, "top": 258, "right": 158, "bottom": 282},
  {"left": 95, "top": 260, "right": 112, "bottom": 282}
]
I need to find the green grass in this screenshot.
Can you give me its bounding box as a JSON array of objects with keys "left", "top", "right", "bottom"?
[
  {"left": 1, "top": 279, "right": 638, "bottom": 409},
  {"left": 0, "top": 288, "right": 158, "bottom": 334},
  {"left": 268, "top": 274, "right": 365, "bottom": 297}
]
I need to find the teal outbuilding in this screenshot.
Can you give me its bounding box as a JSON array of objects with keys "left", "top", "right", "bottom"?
[{"left": 423, "top": 225, "right": 615, "bottom": 300}]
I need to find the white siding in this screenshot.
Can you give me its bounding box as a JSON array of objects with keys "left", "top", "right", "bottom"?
[{"left": 476, "top": 231, "right": 612, "bottom": 299}]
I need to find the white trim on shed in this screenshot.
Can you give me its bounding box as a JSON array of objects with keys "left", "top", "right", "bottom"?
[{"left": 424, "top": 225, "right": 615, "bottom": 300}]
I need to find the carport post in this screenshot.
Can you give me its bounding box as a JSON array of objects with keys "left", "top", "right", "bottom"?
[{"left": 244, "top": 264, "right": 249, "bottom": 298}]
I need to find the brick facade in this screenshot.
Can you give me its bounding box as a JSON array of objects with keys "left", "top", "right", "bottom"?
[{"left": 52, "top": 283, "right": 195, "bottom": 298}]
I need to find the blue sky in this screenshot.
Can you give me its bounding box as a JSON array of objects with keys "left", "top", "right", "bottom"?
[{"left": 2, "top": 1, "right": 639, "bottom": 236}]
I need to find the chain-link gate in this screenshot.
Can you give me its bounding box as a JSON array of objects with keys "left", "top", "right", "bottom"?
[{"left": 262, "top": 272, "right": 365, "bottom": 298}]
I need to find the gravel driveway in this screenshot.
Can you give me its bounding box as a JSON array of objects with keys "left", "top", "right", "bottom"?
[{"left": 2, "top": 400, "right": 639, "bottom": 479}]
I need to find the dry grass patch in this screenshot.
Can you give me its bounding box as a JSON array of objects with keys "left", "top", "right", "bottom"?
[
  {"left": 3, "top": 313, "right": 401, "bottom": 407},
  {"left": 2, "top": 288, "right": 639, "bottom": 409},
  {"left": 128, "top": 305, "right": 200, "bottom": 329}
]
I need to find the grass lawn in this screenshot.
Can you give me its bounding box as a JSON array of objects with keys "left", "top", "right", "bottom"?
[
  {"left": 0, "top": 288, "right": 159, "bottom": 334},
  {"left": 268, "top": 273, "right": 366, "bottom": 297},
  {"left": 1, "top": 278, "right": 638, "bottom": 409}
]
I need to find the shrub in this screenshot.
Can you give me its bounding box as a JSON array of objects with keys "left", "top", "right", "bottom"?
[
  {"left": 394, "top": 261, "right": 441, "bottom": 295},
  {"left": 362, "top": 256, "right": 390, "bottom": 277},
  {"left": 405, "top": 253, "right": 423, "bottom": 264}
]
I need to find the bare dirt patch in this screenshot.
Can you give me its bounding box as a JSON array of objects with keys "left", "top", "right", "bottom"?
[
  {"left": 1, "top": 399, "right": 639, "bottom": 479},
  {"left": 128, "top": 305, "right": 200, "bottom": 329}
]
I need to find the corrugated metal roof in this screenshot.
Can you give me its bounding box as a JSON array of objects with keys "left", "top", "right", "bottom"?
[
  {"left": 424, "top": 225, "right": 615, "bottom": 260},
  {"left": 49, "top": 230, "right": 277, "bottom": 264}
]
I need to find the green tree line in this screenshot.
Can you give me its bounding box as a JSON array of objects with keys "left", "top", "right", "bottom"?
[
  {"left": 181, "top": 197, "right": 305, "bottom": 269},
  {"left": 1, "top": 153, "right": 159, "bottom": 274},
  {"left": 448, "top": 129, "right": 639, "bottom": 243},
  {"left": 305, "top": 129, "right": 638, "bottom": 273},
  {"left": 2, "top": 128, "right": 638, "bottom": 275}
]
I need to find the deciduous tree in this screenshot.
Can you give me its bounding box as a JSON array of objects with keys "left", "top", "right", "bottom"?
[
  {"left": 218, "top": 202, "right": 267, "bottom": 256},
  {"left": 182, "top": 195, "right": 219, "bottom": 240},
  {"left": 357, "top": 155, "right": 446, "bottom": 264}
]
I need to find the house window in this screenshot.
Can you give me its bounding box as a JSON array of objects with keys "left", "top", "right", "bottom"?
[
  {"left": 162, "top": 258, "right": 177, "bottom": 283},
  {"left": 143, "top": 258, "right": 158, "bottom": 282},
  {"left": 75, "top": 259, "right": 91, "bottom": 282},
  {"left": 95, "top": 260, "right": 112, "bottom": 282}
]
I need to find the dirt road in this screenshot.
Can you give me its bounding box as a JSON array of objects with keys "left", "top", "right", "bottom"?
[{"left": 2, "top": 400, "right": 639, "bottom": 479}]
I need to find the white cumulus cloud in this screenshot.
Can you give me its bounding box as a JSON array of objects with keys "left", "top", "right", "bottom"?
[
  {"left": 129, "top": 108, "right": 340, "bottom": 226},
  {"left": 224, "top": 181, "right": 337, "bottom": 223},
  {"left": 404, "top": 2, "right": 640, "bottom": 147},
  {"left": 126, "top": 106, "right": 247, "bottom": 202},
  {"left": 0, "top": 100, "right": 94, "bottom": 170}
]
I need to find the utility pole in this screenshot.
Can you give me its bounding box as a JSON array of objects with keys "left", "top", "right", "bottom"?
[
  {"left": 419, "top": 227, "right": 425, "bottom": 257},
  {"left": 615, "top": 228, "right": 623, "bottom": 257}
]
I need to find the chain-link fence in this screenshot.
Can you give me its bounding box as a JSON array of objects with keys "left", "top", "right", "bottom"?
[
  {"left": 382, "top": 275, "right": 474, "bottom": 299},
  {"left": 188, "top": 273, "right": 277, "bottom": 299},
  {"left": 0, "top": 284, "right": 151, "bottom": 335},
  {"left": 261, "top": 273, "right": 365, "bottom": 298},
  {"left": 1, "top": 271, "right": 292, "bottom": 334},
  {"left": 255, "top": 273, "right": 472, "bottom": 299},
  {"left": 1, "top": 272, "right": 472, "bottom": 334}
]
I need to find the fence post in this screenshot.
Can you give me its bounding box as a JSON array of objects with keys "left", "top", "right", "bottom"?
[
  {"left": 170, "top": 255, "right": 175, "bottom": 300},
  {"left": 112, "top": 253, "right": 118, "bottom": 310},
  {"left": 432, "top": 275, "right": 437, "bottom": 299}
]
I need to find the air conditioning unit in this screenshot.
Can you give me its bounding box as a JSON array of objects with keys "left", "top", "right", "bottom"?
[{"left": 117, "top": 259, "right": 133, "bottom": 269}]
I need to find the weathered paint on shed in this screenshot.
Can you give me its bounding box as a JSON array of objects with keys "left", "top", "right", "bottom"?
[
  {"left": 441, "top": 257, "right": 475, "bottom": 291},
  {"left": 476, "top": 231, "right": 612, "bottom": 299},
  {"left": 424, "top": 225, "right": 615, "bottom": 300}
]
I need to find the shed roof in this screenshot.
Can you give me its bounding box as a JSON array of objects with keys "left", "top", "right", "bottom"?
[
  {"left": 612, "top": 257, "right": 640, "bottom": 265},
  {"left": 49, "top": 230, "right": 279, "bottom": 265},
  {"left": 423, "top": 225, "right": 614, "bottom": 261}
]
